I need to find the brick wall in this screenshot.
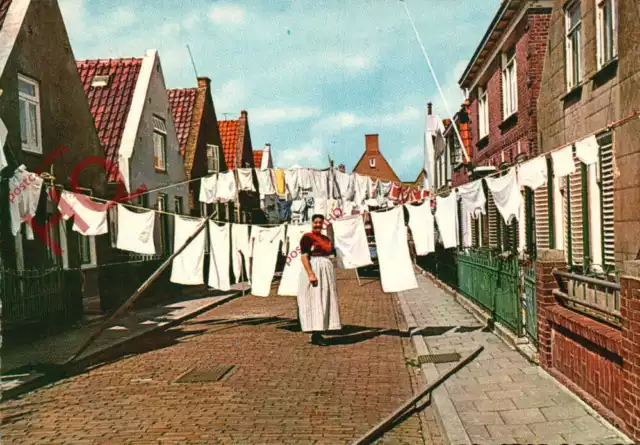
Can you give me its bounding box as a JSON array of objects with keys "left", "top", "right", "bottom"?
[{"left": 621, "top": 261, "right": 640, "bottom": 440}]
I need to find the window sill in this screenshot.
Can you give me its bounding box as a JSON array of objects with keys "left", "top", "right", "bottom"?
[
  {"left": 560, "top": 83, "right": 584, "bottom": 102},
  {"left": 499, "top": 112, "right": 518, "bottom": 132},
  {"left": 81, "top": 264, "right": 98, "bottom": 270},
  {"left": 154, "top": 168, "right": 168, "bottom": 174},
  {"left": 590, "top": 57, "right": 618, "bottom": 86},
  {"left": 476, "top": 135, "right": 489, "bottom": 150},
  {"left": 22, "top": 146, "right": 43, "bottom": 155}
]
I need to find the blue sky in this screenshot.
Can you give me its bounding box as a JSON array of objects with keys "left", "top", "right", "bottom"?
[{"left": 60, "top": 0, "right": 500, "bottom": 181}]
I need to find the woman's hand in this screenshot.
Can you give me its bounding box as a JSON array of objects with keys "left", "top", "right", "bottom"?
[{"left": 309, "top": 272, "right": 318, "bottom": 287}]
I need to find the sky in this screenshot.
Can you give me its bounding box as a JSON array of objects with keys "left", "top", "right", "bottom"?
[{"left": 60, "top": 0, "right": 500, "bottom": 181}]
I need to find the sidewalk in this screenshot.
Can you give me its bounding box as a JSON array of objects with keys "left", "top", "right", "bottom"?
[
  {"left": 0, "top": 284, "right": 246, "bottom": 399},
  {"left": 398, "top": 272, "right": 631, "bottom": 445}
]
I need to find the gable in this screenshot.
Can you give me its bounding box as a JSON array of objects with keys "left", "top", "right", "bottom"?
[
  {"left": 0, "top": 0, "right": 12, "bottom": 30},
  {"left": 219, "top": 119, "right": 239, "bottom": 170},
  {"left": 352, "top": 151, "right": 400, "bottom": 183}
]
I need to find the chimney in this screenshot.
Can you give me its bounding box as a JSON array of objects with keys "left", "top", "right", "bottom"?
[
  {"left": 427, "top": 102, "right": 433, "bottom": 115},
  {"left": 338, "top": 164, "right": 346, "bottom": 172},
  {"left": 197, "top": 76, "right": 211, "bottom": 90},
  {"left": 365, "top": 134, "right": 379, "bottom": 153}
]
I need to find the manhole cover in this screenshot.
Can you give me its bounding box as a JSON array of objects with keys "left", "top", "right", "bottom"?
[
  {"left": 175, "top": 364, "right": 235, "bottom": 383},
  {"left": 418, "top": 353, "right": 461, "bottom": 364}
]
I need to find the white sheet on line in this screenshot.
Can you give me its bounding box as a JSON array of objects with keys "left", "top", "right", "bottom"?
[
  {"left": 435, "top": 192, "right": 459, "bottom": 249},
  {"left": 9, "top": 165, "right": 43, "bottom": 239},
  {"left": 298, "top": 168, "right": 313, "bottom": 191},
  {"left": 517, "top": 156, "right": 548, "bottom": 190},
  {"left": 551, "top": 145, "right": 576, "bottom": 178},
  {"left": 405, "top": 201, "right": 435, "bottom": 255},
  {"left": 199, "top": 175, "right": 217, "bottom": 203},
  {"left": 285, "top": 168, "right": 300, "bottom": 199},
  {"left": 575, "top": 135, "right": 600, "bottom": 166},
  {"left": 58, "top": 190, "right": 108, "bottom": 236},
  {"left": 354, "top": 173, "right": 369, "bottom": 207},
  {"left": 170, "top": 216, "right": 206, "bottom": 285},
  {"left": 333, "top": 215, "right": 372, "bottom": 269},
  {"left": 208, "top": 221, "right": 231, "bottom": 291},
  {"left": 313, "top": 198, "right": 328, "bottom": 218},
  {"left": 237, "top": 168, "right": 255, "bottom": 192},
  {"left": 371, "top": 206, "right": 418, "bottom": 293},
  {"left": 215, "top": 171, "right": 237, "bottom": 202},
  {"left": 457, "top": 180, "right": 486, "bottom": 219},
  {"left": 277, "top": 224, "right": 311, "bottom": 296},
  {"left": 249, "top": 225, "right": 285, "bottom": 297},
  {"left": 231, "top": 224, "right": 251, "bottom": 284},
  {"left": 116, "top": 204, "right": 156, "bottom": 255},
  {"left": 311, "top": 170, "right": 329, "bottom": 199},
  {"left": 256, "top": 169, "right": 276, "bottom": 196},
  {"left": 0, "top": 118, "right": 8, "bottom": 172},
  {"left": 333, "top": 170, "right": 354, "bottom": 200},
  {"left": 484, "top": 168, "right": 523, "bottom": 225}
]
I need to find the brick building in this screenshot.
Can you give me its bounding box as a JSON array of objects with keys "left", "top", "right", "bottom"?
[
  {"left": 352, "top": 134, "right": 400, "bottom": 183},
  {"left": 534, "top": 0, "right": 640, "bottom": 440},
  {"left": 458, "top": 0, "right": 552, "bottom": 252}
]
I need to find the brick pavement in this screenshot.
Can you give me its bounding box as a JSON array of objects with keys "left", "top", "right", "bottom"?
[
  {"left": 399, "top": 272, "right": 632, "bottom": 445},
  {"left": 1, "top": 270, "right": 443, "bottom": 444}
]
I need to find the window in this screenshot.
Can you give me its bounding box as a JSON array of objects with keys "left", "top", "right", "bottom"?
[
  {"left": 501, "top": 47, "right": 518, "bottom": 118},
  {"left": 369, "top": 158, "right": 376, "bottom": 168},
  {"left": 18, "top": 74, "right": 42, "bottom": 153},
  {"left": 91, "top": 75, "right": 110, "bottom": 88},
  {"left": 596, "top": 0, "right": 617, "bottom": 69},
  {"left": 565, "top": 1, "right": 583, "bottom": 90},
  {"left": 562, "top": 147, "right": 588, "bottom": 269},
  {"left": 153, "top": 116, "right": 167, "bottom": 171},
  {"left": 478, "top": 87, "right": 489, "bottom": 138},
  {"left": 157, "top": 194, "right": 170, "bottom": 255},
  {"left": 174, "top": 196, "right": 183, "bottom": 215},
  {"left": 206, "top": 144, "right": 220, "bottom": 173}
]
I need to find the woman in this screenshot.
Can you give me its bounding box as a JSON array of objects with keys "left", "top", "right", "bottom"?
[{"left": 298, "top": 214, "right": 342, "bottom": 345}]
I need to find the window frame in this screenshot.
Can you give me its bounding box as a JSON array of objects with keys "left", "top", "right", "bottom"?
[
  {"left": 369, "top": 158, "right": 376, "bottom": 168},
  {"left": 18, "top": 74, "right": 43, "bottom": 154},
  {"left": 595, "top": 0, "right": 617, "bottom": 69},
  {"left": 153, "top": 115, "right": 168, "bottom": 172},
  {"left": 565, "top": 1, "right": 583, "bottom": 90},
  {"left": 174, "top": 196, "right": 183, "bottom": 215},
  {"left": 501, "top": 48, "right": 518, "bottom": 118},
  {"left": 206, "top": 144, "right": 220, "bottom": 174},
  {"left": 478, "top": 87, "right": 489, "bottom": 139}
]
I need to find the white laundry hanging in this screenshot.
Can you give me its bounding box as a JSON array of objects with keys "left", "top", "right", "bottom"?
[
  {"left": 215, "top": 171, "right": 237, "bottom": 202},
  {"left": 457, "top": 180, "right": 486, "bottom": 218},
  {"left": 115, "top": 204, "right": 156, "bottom": 255},
  {"left": 199, "top": 175, "right": 217, "bottom": 203},
  {"left": 405, "top": 201, "right": 435, "bottom": 255},
  {"left": 369, "top": 177, "right": 378, "bottom": 198},
  {"left": 0, "top": 118, "right": 8, "bottom": 173},
  {"left": 484, "top": 168, "right": 523, "bottom": 225},
  {"left": 333, "top": 170, "right": 354, "bottom": 200},
  {"left": 575, "top": 135, "right": 600, "bottom": 166},
  {"left": 378, "top": 180, "right": 392, "bottom": 198},
  {"left": 256, "top": 169, "right": 276, "bottom": 197},
  {"left": 208, "top": 221, "right": 231, "bottom": 291},
  {"left": 311, "top": 170, "right": 329, "bottom": 199},
  {"left": 333, "top": 214, "right": 372, "bottom": 269},
  {"left": 313, "top": 198, "right": 328, "bottom": 218},
  {"left": 249, "top": 225, "right": 285, "bottom": 297},
  {"left": 231, "top": 224, "right": 251, "bottom": 284},
  {"left": 517, "top": 156, "right": 548, "bottom": 190},
  {"left": 297, "top": 168, "right": 313, "bottom": 191},
  {"left": 58, "top": 190, "right": 108, "bottom": 236},
  {"left": 285, "top": 168, "right": 300, "bottom": 199},
  {"left": 371, "top": 206, "right": 418, "bottom": 293},
  {"left": 9, "top": 165, "right": 43, "bottom": 239},
  {"left": 435, "top": 192, "right": 459, "bottom": 249},
  {"left": 551, "top": 145, "right": 576, "bottom": 178},
  {"left": 354, "top": 173, "right": 369, "bottom": 208},
  {"left": 237, "top": 168, "right": 255, "bottom": 192},
  {"left": 170, "top": 216, "right": 206, "bottom": 285},
  {"left": 277, "top": 224, "right": 311, "bottom": 296}
]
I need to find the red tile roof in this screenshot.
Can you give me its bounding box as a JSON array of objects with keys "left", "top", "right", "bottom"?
[
  {"left": 168, "top": 88, "right": 197, "bottom": 156},
  {"left": 76, "top": 58, "right": 143, "bottom": 182},
  {"left": 253, "top": 151, "right": 264, "bottom": 169},
  {"left": 219, "top": 119, "right": 239, "bottom": 170},
  {"left": 0, "top": 0, "right": 12, "bottom": 31}
]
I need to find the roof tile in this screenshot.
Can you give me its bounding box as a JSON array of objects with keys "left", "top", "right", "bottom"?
[
  {"left": 168, "top": 88, "right": 197, "bottom": 156},
  {"left": 76, "top": 58, "right": 143, "bottom": 182},
  {"left": 219, "top": 119, "right": 239, "bottom": 170},
  {"left": 253, "top": 151, "right": 263, "bottom": 169},
  {"left": 0, "top": 0, "right": 12, "bottom": 31}
]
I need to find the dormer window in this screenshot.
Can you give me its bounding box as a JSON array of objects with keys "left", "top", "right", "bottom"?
[
  {"left": 369, "top": 158, "right": 376, "bottom": 168},
  {"left": 91, "top": 75, "right": 110, "bottom": 88}
]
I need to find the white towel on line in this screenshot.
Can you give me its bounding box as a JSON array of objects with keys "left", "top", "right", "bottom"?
[
  {"left": 116, "top": 204, "right": 156, "bottom": 255},
  {"left": 277, "top": 224, "right": 311, "bottom": 296},
  {"left": 256, "top": 169, "right": 276, "bottom": 196},
  {"left": 435, "top": 192, "right": 459, "bottom": 249},
  {"left": 405, "top": 201, "right": 435, "bottom": 255},
  {"left": 484, "top": 168, "right": 523, "bottom": 225},
  {"left": 575, "top": 135, "right": 600, "bottom": 166},
  {"left": 199, "top": 175, "right": 217, "bottom": 203},
  {"left": 208, "top": 221, "right": 231, "bottom": 291},
  {"left": 58, "top": 190, "right": 108, "bottom": 236},
  {"left": 371, "top": 206, "right": 418, "bottom": 293},
  {"left": 285, "top": 168, "right": 300, "bottom": 199},
  {"left": 237, "top": 168, "right": 255, "bottom": 192},
  {"left": 9, "top": 165, "right": 43, "bottom": 239},
  {"left": 333, "top": 215, "right": 372, "bottom": 269},
  {"left": 215, "top": 171, "right": 237, "bottom": 202},
  {"left": 231, "top": 224, "right": 251, "bottom": 284},
  {"left": 333, "top": 170, "right": 354, "bottom": 200},
  {"left": 170, "top": 216, "right": 206, "bottom": 285},
  {"left": 0, "top": 118, "right": 8, "bottom": 172},
  {"left": 551, "top": 145, "right": 576, "bottom": 178},
  {"left": 311, "top": 170, "right": 329, "bottom": 199},
  {"left": 249, "top": 226, "right": 285, "bottom": 297},
  {"left": 457, "top": 180, "right": 486, "bottom": 218},
  {"left": 517, "top": 156, "right": 548, "bottom": 190},
  {"left": 298, "top": 168, "right": 313, "bottom": 191},
  {"left": 354, "top": 173, "right": 369, "bottom": 208}
]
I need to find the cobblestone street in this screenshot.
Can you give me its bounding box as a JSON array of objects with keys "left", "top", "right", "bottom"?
[{"left": 1, "top": 270, "right": 443, "bottom": 444}]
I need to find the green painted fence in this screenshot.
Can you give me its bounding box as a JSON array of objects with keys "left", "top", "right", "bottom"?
[
  {"left": 522, "top": 265, "right": 538, "bottom": 345},
  {"left": 457, "top": 249, "right": 523, "bottom": 335}
]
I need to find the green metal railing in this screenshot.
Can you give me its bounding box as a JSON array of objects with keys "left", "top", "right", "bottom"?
[
  {"left": 522, "top": 265, "right": 538, "bottom": 345},
  {"left": 457, "top": 249, "right": 522, "bottom": 335}
]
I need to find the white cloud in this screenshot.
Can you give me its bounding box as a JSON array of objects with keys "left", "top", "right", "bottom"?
[
  {"left": 278, "top": 138, "right": 326, "bottom": 168},
  {"left": 250, "top": 107, "right": 322, "bottom": 125},
  {"left": 324, "top": 53, "right": 376, "bottom": 72},
  {"left": 161, "top": 22, "right": 181, "bottom": 36},
  {"left": 431, "top": 60, "right": 468, "bottom": 118},
  {"left": 213, "top": 79, "right": 249, "bottom": 113},
  {"left": 312, "top": 107, "right": 422, "bottom": 134},
  {"left": 209, "top": 4, "right": 246, "bottom": 25}
]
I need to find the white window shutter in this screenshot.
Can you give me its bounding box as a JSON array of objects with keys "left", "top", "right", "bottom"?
[
  {"left": 534, "top": 187, "right": 550, "bottom": 250},
  {"left": 567, "top": 154, "right": 585, "bottom": 266},
  {"left": 600, "top": 145, "right": 615, "bottom": 268},
  {"left": 488, "top": 193, "right": 499, "bottom": 248}
]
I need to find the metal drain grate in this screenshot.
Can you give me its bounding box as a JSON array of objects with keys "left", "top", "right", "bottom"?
[
  {"left": 418, "top": 353, "right": 461, "bottom": 364},
  {"left": 175, "top": 364, "right": 235, "bottom": 383}
]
